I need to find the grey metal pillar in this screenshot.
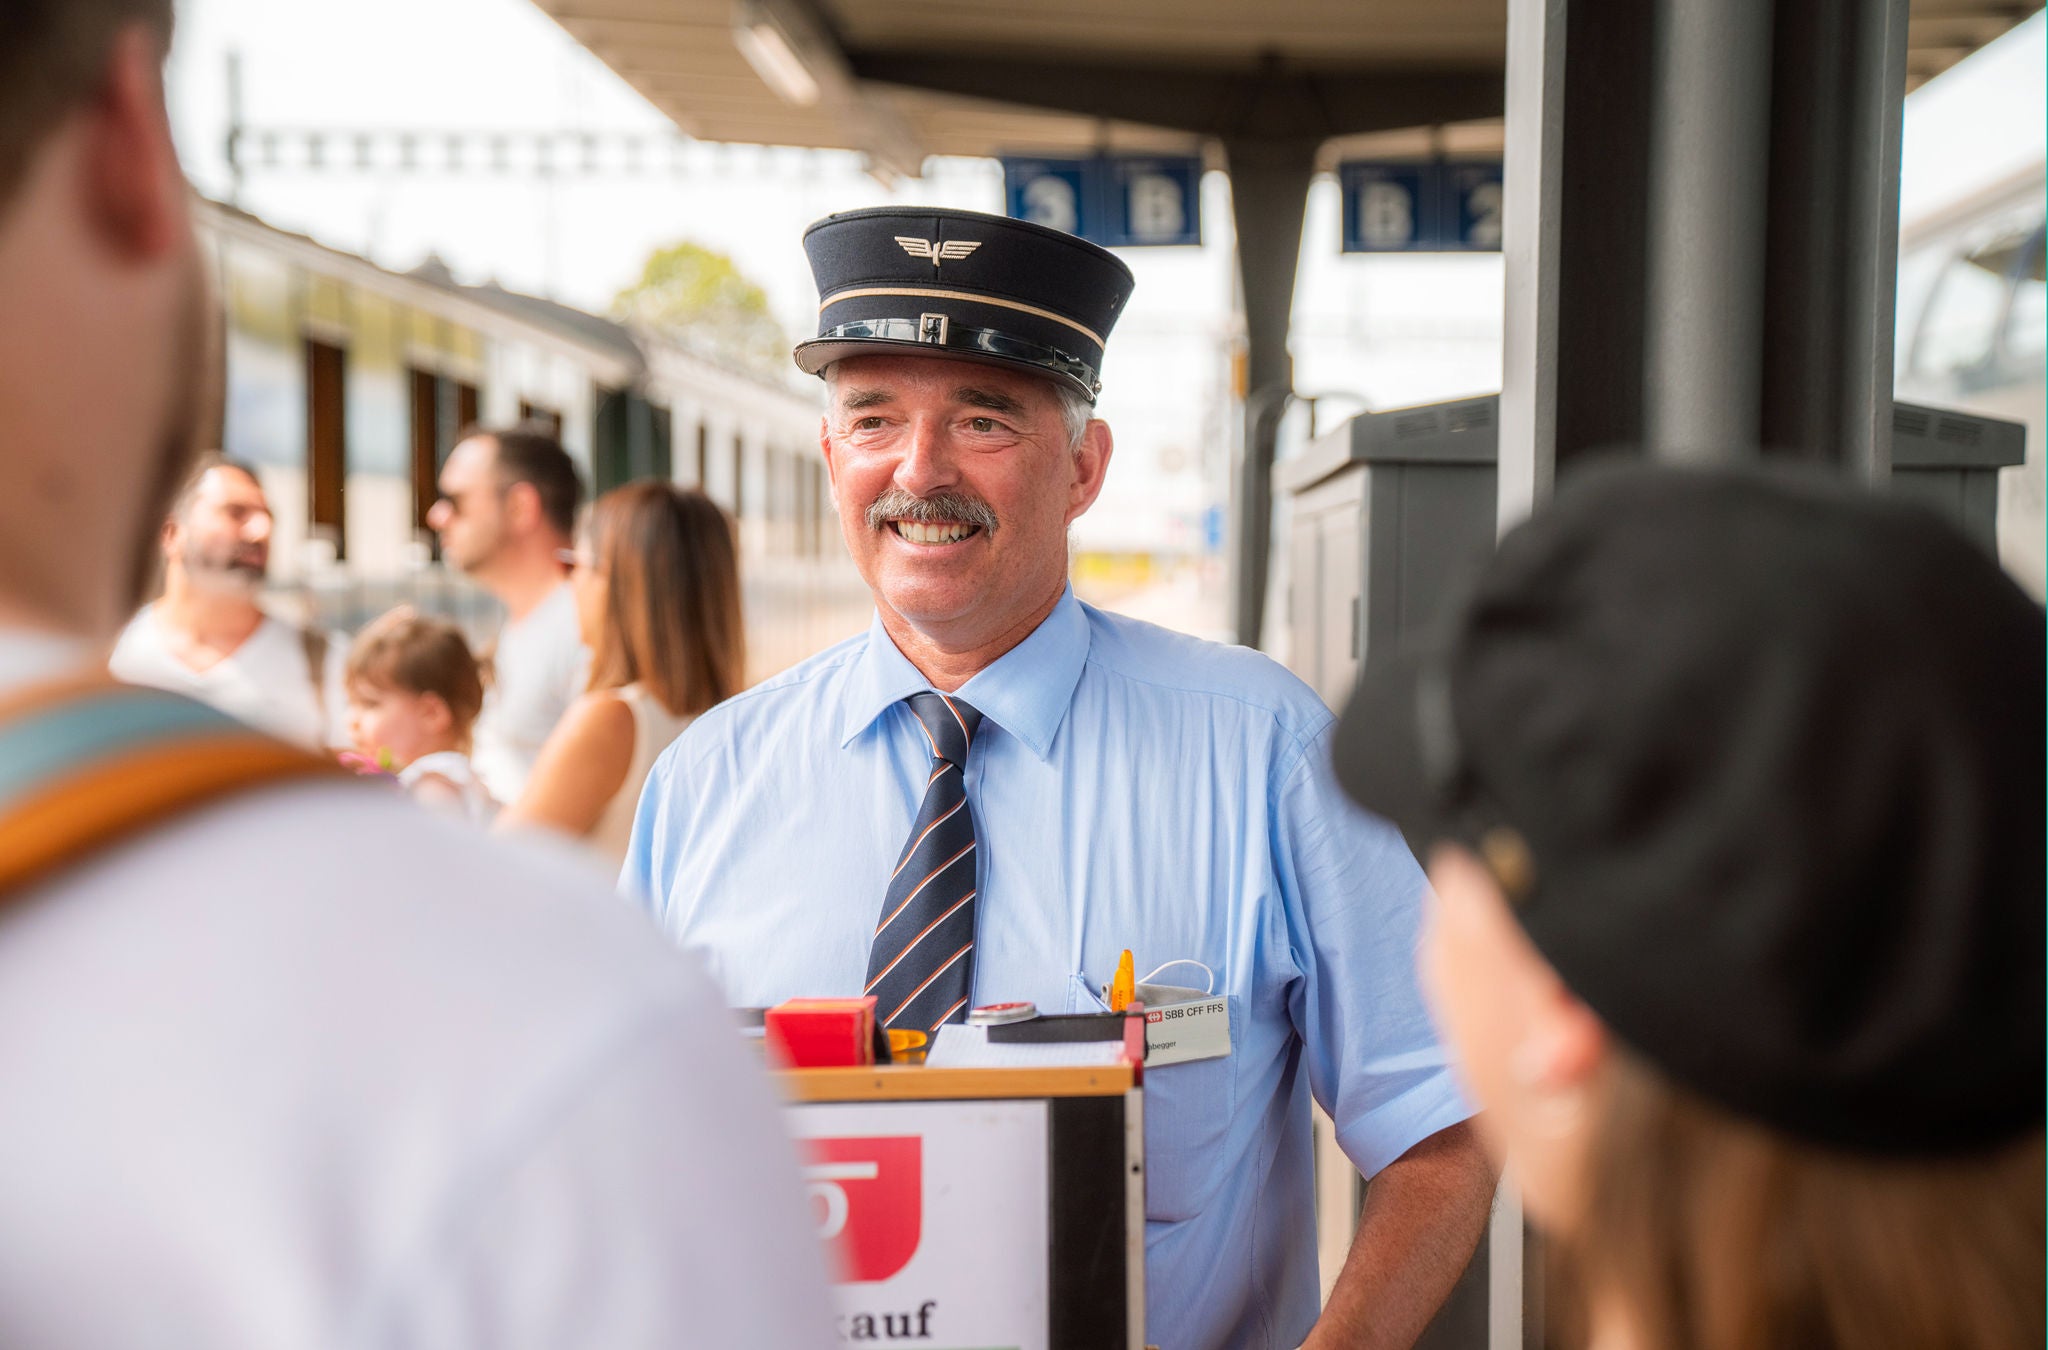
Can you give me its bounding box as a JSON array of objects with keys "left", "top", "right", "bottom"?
[
  {"left": 1644, "top": 0, "right": 1775, "bottom": 462},
  {"left": 1501, "top": 0, "right": 1910, "bottom": 516},
  {"left": 1499, "top": 0, "right": 1657, "bottom": 534},
  {"left": 1759, "top": 0, "right": 1911, "bottom": 481},
  {"left": 1227, "top": 136, "right": 1318, "bottom": 649}
]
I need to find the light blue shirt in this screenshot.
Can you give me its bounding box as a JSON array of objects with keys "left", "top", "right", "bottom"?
[{"left": 622, "top": 588, "right": 1472, "bottom": 1350}]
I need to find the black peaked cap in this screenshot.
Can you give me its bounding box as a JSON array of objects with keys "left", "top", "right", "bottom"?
[
  {"left": 1334, "top": 463, "right": 2046, "bottom": 1155},
  {"left": 794, "top": 206, "right": 1135, "bottom": 403}
]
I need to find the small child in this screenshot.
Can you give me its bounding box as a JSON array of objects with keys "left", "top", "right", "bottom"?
[{"left": 344, "top": 608, "right": 496, "bottom": 822}]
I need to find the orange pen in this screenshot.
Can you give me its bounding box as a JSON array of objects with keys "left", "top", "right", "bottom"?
[{"left": 1109, "top": 948, "right": 1136, "bottom": 1012}]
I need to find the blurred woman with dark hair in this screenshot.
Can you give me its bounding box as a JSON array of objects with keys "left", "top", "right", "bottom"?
[{"left": 500, "top": 482, "right": 744, "bottom": 864}]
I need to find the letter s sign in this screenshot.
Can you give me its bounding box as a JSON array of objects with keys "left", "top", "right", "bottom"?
[{"left": 802, "top": 1136, "right": 923, "bottom": 1283}]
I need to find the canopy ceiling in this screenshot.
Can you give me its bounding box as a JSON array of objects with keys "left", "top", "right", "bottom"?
[{"left": 533, "top": 0, "right": 2042, "bottom": 174}]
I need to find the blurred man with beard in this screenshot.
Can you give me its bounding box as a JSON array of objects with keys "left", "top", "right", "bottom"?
[
  {"left": 109, "top": 455, "right": 349, "bottom": 749},
  {"left": 0, "top": 2, "right": 832, "bottom": 1346}
]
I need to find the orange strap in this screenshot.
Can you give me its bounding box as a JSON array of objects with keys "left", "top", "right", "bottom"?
[{"left": 0, "top": 675, "right": 344, "bottom": 900}]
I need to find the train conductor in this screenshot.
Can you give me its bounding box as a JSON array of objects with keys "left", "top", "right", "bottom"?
[{"left": 623, "top": 206, "right": 1494, "bottom": 1350}]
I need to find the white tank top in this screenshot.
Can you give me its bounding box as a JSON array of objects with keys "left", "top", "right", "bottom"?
[{"left": 588, "top": 684, "right": 695, "bottom": 868}]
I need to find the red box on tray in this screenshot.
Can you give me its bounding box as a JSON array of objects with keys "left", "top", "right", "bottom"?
[{"left": 763, "top": 996, "right": 878, "bottom": 1068}]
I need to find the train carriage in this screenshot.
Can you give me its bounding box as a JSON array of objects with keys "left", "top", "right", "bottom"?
[{"left": 196, "top": 198, "right": 868, "bottom": 676}]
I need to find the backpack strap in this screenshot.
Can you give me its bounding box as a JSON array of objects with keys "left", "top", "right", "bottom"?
[{"left": 0, "top": 675, "right": 344, "bottom": 899}]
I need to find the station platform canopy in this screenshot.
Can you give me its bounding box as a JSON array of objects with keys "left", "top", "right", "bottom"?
[{"left": 534, "top": 0, "right": 2037, "bottom": 177}]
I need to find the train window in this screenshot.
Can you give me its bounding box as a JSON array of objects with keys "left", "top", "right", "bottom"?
[
  {"left": 409, "top": 368, "right": 438, "bottom": 539},
  {"left": 2003, "top": 229, "right": 2045, "bottom": 366},
  {"left": 1912, "top": 240, "right": 2010, "bottom": 382},
  {"left": 306, "top": 338, "right": 347, "bottom": 560},
  {"left": 518, "top": 401, "right": 563, "bottom": 437}
]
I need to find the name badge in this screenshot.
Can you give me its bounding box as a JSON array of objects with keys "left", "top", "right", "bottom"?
[{"left": 1133, "top": 981, "right": 1231, "bottom": 1068}]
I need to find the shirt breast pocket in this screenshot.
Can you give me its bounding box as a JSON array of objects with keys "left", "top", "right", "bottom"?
[{"left": 1070, "top": 976, "right": 1237, "bottom": 1224}]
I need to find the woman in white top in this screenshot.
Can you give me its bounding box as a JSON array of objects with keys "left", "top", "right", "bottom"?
[{"left": 499, "top": 482, "right": 745, "bottom": 865}]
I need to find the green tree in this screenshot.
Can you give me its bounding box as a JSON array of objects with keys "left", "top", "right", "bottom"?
[{"left": 613, "top": 241, "right": 790, "bottom": 378}]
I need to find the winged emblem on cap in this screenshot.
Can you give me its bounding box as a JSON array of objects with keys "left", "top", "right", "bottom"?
[{"left": 896, "top": 237, "right": 982, "bottom": 264}]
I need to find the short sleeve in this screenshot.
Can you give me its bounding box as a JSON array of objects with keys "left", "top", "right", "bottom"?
[
  {"left": 617, "top": 740, "right": 683, "bottom": 920},
  {"left": 1276, "top": 723, "right": 1474, "bottom": 1178}
]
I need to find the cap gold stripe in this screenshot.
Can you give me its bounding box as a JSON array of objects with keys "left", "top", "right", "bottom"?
[{"left": 820, "top": 286, "right": 1104, "bottom": 349}]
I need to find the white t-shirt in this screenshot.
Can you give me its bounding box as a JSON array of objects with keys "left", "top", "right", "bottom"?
[
  {"left": 109, "top": 605, "right": 349, "bottom": 751},
  {"left": 0, "top": 630, "right": 833, "bottom": 1350},
  {"left": 472, "top": 583, "right": 588, "bottom": 804},
  {"left": 398, "top": 749, "right": 499, "bottom": 824}
]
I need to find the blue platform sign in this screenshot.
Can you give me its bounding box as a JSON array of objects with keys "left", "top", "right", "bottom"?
[
  {"left": 1004, "top": 157, "right": 1093, "bottom": 240},
  {"left": 1100, "top": 156, "right": 1203, "bottom": 247},
  {"left": 1339, "top": 162, "right": 1435, "bottom": 252},
  {"left": 1442, "top": 163, "right": 1505, "bottom": 251},
  {"left": 1339, "top": 160, "right": 1504, "bottom": 253},
  {"left": 1002, "top": 155, "right": 1203, "bottom": 248}
]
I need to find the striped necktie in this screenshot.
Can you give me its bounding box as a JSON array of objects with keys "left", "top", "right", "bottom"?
[{"left": 866, "top": 691, "right": 983, "bottom": 1033}]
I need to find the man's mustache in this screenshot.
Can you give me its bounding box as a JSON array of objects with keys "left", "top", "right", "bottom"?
[{"left": 865, "top": 488, "right": 999, "bottom": 536}]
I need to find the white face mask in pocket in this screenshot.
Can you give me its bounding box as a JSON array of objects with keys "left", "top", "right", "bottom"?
[
  {"left": 1074, "top": 961, "right": 1232, "bottom": 1068},
  {"left": 1130, "top": 960, "right": 1231, "bottom": 1068}
]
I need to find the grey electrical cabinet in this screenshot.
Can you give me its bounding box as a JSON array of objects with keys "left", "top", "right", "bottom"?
[
  {"left": 1276, "top": 395, "right": 1501, "bottom": 709},
  {"left": 1279, "top": 396, "right": 2027, "bottom": 715},
  {"left": 1890, "top": 401, "right": 2027, "bottom": 549}
]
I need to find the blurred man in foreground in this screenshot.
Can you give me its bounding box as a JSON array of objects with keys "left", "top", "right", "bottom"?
[
  {"left": 427, "top": 424, "right": 589, "bottom": 801},
  {"left": 110, "top": 454, "right": 349, "bottom": 749},
  {"left": 0, "top": 3, "right": 830, "bottom": 1346}
]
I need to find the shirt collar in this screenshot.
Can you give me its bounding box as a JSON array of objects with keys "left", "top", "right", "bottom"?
[{"left": 837, "top": 586, "right": 1091, "bottom": 762}]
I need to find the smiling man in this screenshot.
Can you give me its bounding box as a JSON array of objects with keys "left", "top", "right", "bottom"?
[{"left": 624, "top": 206, "right": 1494, "bottom": 1350}]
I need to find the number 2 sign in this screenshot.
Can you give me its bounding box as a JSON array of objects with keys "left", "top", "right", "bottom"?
[{"left": 1340, "top": 160, "right": 1504, "bottom": 253}]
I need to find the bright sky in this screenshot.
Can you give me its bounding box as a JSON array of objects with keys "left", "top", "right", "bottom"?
[{"left": 162, "top": 3, "right": 2041, "bottom": 552}]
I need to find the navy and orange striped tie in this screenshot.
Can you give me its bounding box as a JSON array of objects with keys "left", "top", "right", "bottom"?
[{"left": 866, "top": 691, "right": 983, "bottom": 1033}]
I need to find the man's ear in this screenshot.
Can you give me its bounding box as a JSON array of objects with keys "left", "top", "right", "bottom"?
[
  {"left": 82, "top": 25, "right": 186, "bottom": 262},
  {"left": 817, "top": 416, "right": 837, "bottom": 491},
  {"left": 1065, "top": 419, "right": 1113, "bottom": 524},
  {"left": 503, "top": 481, "right": 542, "bottom": 534},
  {"left": 160, "top": 515, "right": 181, "bottom": 562}
]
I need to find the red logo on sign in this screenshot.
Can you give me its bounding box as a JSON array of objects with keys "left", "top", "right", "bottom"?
[{"left": 801, "top": 1136, "right": 923, "bottom": 1282}]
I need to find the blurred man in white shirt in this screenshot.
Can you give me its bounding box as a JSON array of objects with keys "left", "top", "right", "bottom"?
[
  {"left": 0, "top": 4, "right": 832, "bottom": 1346},
  {"left": 109, "top": 455, "right": 348, "bottom": 749},
  {"left": 428, "top": 425, "right": 590, "bottom": 800}
]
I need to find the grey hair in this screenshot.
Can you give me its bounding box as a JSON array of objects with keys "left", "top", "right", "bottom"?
[
  {"left": 822, "top": 362, "right": 1096, "bottom": 449},
  {"left": 1050, "top": 380, "right": 1094, "bottom": 448}
]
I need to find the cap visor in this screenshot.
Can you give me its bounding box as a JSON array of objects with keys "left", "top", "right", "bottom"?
[
  {"left": 792, "top": 336, "right": 1098, "bottom": 402},
  {"left": 1331, "top": 648, "right": 1459, "bottom": 858}
]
